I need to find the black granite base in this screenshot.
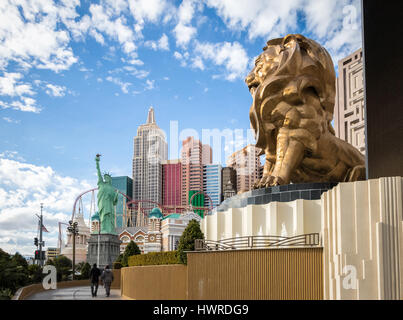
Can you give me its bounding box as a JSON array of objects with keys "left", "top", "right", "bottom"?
[{"left": 216, "top": 182, "right": 338, "bottom": 212}]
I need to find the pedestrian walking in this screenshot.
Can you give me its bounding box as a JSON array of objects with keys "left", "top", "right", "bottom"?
[
  {"left": 100, "top": 265, "right": 114, "bottom": 297},
  {"left": 89, "top": 263, "right": 101, "bottom": 297}
]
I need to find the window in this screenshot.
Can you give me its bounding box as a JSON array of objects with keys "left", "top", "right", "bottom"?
[{"left": 121, "top": 235, "right": 130, "bottom": 243}]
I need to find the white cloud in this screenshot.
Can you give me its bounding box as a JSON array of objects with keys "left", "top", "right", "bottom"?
[
  {"left": 0, "top": 154, "right": 91, "bottom": 255},
  {"left": 0, "top": 0, "right": 78, "bottom": 72},
  {"left": 191, "top": 56, "right": 205, "bottom": 70},
  {"left": 2, "top": 117, "right": 20, "bottom": 124},
  {"left": 173, "top": 0, "right": 199, "bottom": 48},
  {"left": 173, "top": 51, "right": 188, "bottom": 67},
  {"left": 110, "top": 66, "right": 150, "bottom": 79},
  {"left": 88, "top": 3, "right": 137, "bottom": 54},
  {"left": 205, "top": 0, "right": 302, "bottom": 40},
  {"left": 194, "top": 41, "right": 249, "bottom": 81},
  {"left": 174, "top": 51, "right": 183, "bottom": 60},
  {"left": 206, "top": 0, "right": 362, "bottom": 67},
  {"left": 145, "top": 33, "right": 170, "bottom": 51},
  {"left": 128, "top": 0, "right": 174, "bottom": 28},
  {"left": 145, "top": 79, "right": 155, "bottom": 90},
  {"left": 106, "top": 76, "right": 132, "bottom": 93},
  {"left": 0, "top": 151, "right": 25, "bottom": 161},
  {"left": 0, "top": 97, "right": 41, "bottom": 113},
  {"left": 174, "top": 23, "right": 197, "bottom": 48},
  {"left": 45, "top": 84, "right": 66, "bottom": 97},
  {"left": 121, "top": 56, "right": 144, "bottom": 66},
  {"left": 0, "top": 73, "right": 34, "bottom": 97}
]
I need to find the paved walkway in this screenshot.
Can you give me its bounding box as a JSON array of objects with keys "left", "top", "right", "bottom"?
[{"left": 27, "top": 286, "right": 123, "bottom": 300}]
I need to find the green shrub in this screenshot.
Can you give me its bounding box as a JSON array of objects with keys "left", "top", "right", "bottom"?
[
  {"left": 128, "top": 251, "right": 180, "bottom": 267},
  {"left": 121, "top": 241, "right": 141, "bottom": 267},
  {"left": 176, "top": 219, "right": 204, "bottom": 265},
  {"left": 113, "top": 261, "right": 122, "bottom": 269},
  {"left": 0, "top": 288, "right": 13, "bottom": 300}
]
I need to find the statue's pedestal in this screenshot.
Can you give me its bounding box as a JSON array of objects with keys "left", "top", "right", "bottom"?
[
  {"left": 87, "top": 233, "right": 121, "bottom": 269},
  {"left": 216, "top": 182, "right": 338, "bottom": 212}
]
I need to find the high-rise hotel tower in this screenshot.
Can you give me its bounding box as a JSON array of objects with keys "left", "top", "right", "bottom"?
[
  {"left": 132, "top": 107, "right": 168, "bottom": 209},
  {"left": 181, "top": 137, "right": 212, "bottom": 206}
]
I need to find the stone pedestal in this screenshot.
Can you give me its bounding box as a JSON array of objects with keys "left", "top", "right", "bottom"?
[
  {"left": 87, "top": 233, "right": 121, "bottom": 270},
  {"left": 216, "top": 182, "right": 338, "bottom": 212}
]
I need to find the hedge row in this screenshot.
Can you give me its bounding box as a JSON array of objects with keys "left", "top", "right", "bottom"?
[{"left": 128, "top": 251, "right": 180, "bottom": 266}]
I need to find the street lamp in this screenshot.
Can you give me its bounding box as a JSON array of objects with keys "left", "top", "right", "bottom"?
[{"left": 67, "top": 220, "right": 79, "bottom": 280}]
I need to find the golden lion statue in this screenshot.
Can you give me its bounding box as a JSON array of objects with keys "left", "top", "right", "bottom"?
[{"left": 246, "top": 34, "right": 365, "bottom": 188}]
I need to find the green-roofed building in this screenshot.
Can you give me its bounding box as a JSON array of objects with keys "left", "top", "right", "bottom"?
[{"left": 149, "top": 207, "right": 163, "bottom": 219}]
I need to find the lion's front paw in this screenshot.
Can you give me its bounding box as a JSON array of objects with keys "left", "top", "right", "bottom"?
[
  {"left": 253, "top": 176, "right": 269, "bottom": 189},
  {"left": 253, "top": 175, "right": 287, "bottom": 189},
  {"left": 270, "top": 176, "right": 285, "bottom": 186}
]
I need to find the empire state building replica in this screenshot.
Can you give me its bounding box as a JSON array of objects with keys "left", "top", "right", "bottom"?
[{"left": 132, "top": 107, "right": 168, "bottom": 225}]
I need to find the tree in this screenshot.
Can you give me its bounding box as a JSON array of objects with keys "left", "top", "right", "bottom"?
[
  {"left": 80, "top": 262, "right": 91, "bottom": 279},
  {"left": 28, "top": 264, "right": 43, "bottom": 284},
  {"left": 46, "top": 255, "right": 72, "bottom": 282},
  {"left": 121, "top": 241, "right": 141, "bottom": 267},
  {"left": 75, "top": 261, "right": 85, "bottom": 273},
  {"left": 11, "top": 252, "right": 28, "bottom": 270},
  {"left": 115, "top": 253, "right": 123, "bottom": 263},
  {"left": 113, "top": 253, "right": 123, "bottom": 269},
  {"left": 176, "top": 219, "right": 204, "bottom": 264},
  {"left": 0, "top": 249, "right": 29, "bottom": 299}
]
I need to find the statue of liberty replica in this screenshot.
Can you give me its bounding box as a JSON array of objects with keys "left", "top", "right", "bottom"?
[
  {"left": 87, "top": 154, "right": 121, "bottom": 269},
  {"left": 96, "top": 154, "right": 118, "bottom": 234}
]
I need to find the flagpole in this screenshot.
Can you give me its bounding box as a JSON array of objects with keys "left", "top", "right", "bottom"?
[{"left": 39, "top": 203, "right": 43, "bottom": 267}]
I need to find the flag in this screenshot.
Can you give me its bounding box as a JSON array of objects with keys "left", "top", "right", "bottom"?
[{"left": 37, "top": 219, "right": 49, "bottom": 232}]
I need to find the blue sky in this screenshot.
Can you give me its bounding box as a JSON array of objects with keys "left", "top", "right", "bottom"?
[{"left": 0, "top": 0, "right": 362, "bottom": 255}]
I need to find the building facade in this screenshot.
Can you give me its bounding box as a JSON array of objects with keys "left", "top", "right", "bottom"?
[
  {"left": 221, "top": 167, "right": 237, "bottom": 200},
  {"left": 111, "top": 176, "right": 133, "bottom": 228},
  {"left": 227, "top": 144, "right": 262, "bottom": 194},
  {"left": 334, "top": 48, "right": 365, "bottom": 154},
  {"left": 181, "top": 137, "right": 212, "bottom": 206},
  {"left": 223, "top": 179, "right": 236, "bottom": 200},
  {"left": 203, "top": 164, "right": 222, "bottom": 208},
  {"left": 61, "top": 213, "right": 91, "bottom": 264},
  {"left": 144, "top": 208, "right": 163, "bottom": 253},
  {"left": 160, "top": 211, "right": 202, "bottom": 251},
  {"left": 116, "top": 226, "right": 147, "bottom": 254},
  {"left": 46, "top": 247, "right": 60, "bottom": 260},
  {"left": 162, "top": 159, "right": 182, "bottom": 213},
  {"left": 132, "top": 107, "right": 168, "bottom": 209}
]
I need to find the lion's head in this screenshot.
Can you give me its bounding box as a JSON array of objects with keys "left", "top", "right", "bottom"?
[{"left": 246, "top": 34, "right": 336, "bottom": 150}]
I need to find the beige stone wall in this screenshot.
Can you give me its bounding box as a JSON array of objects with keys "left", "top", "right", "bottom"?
[
  {"left": 322, "top": 177, "right": 403, "bottom": 300},
  {"left": 202, "top": 177, "right": 403, "bottom": 300},
  {"left": 121, "top": 265, "right": 187, "bottom": 300},
  {"left": 201, "top": 199, "right": 322, "bottom": 240}
]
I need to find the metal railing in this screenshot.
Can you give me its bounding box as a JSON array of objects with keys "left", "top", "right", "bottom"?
[{"left": 194, "top": 233, "right": 320, "bottom": 251}]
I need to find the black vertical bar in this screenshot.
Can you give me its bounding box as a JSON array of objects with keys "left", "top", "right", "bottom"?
[{"left": 362, "top": 0, "right": 403, "bottom": 178}]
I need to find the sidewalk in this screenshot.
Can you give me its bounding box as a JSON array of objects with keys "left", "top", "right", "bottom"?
[{"left": 26, "top": 286, "right": 123, "bottom": 300}]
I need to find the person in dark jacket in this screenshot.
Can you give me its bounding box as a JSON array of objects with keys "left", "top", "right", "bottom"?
[
  {"left": 100, "top": 265, "right": 114, "bottom": 297},
  {"left": 89, "top": 263, "right": 101, "bottom": 297}
]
